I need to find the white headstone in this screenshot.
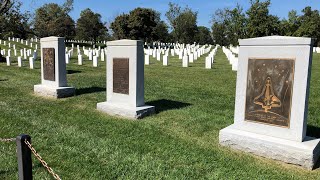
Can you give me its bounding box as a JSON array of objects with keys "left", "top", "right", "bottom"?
[
  {"left": 205, "top": 57, "right": 211, "bottom": 69},
  {"left": 65, "top": 54, "right": 69, "bottom": 64},
  {"left": 6, "top": 56, "right": 10, "bottom": 66},
  {"left": 93, "top": 56, "right": 98, "bottom": 67},
  {"left": 29, "top": 57, "right": 34, "bottom": 69},
  {"left": 183, "top": 55, "right": 188, "bottom": 67},
  {"left": 78, "top": 54, "right": 83, "bottom": 65},
  {"left": 18, "top": 57, "right": 22, "bottom": 67},
  {"left": 163, "top": 55, "right": 168, "bottom": 66},
  {"left": 145, "top": 54, "right": 149, "bottom": 65}
]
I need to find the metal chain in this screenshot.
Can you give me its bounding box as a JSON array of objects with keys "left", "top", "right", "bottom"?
[
  {"left": 0, "top": 138, "right": 15, "bottom": 142},
  {"left": 24, "top": 139, "right": 61, "bottom": 180}
]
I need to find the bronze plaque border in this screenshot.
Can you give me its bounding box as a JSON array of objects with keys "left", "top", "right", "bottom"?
[
  {"left": 244, "top": 58, "right": 295, "bottom": 128},
  {"left": 113, "top": 58, "right": 129, "bottom": 95},
  {"left": 43, "top": 48, "right": 55, "bottom": 81}
]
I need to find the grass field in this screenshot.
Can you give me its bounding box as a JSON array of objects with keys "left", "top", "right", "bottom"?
[{"left": 1, "top": 46, "right": 320, "bottom": 179}]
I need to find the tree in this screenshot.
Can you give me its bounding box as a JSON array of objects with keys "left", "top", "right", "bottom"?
[
  {"left": 127, "top": 8, "right": 159, "bottom": 42},
  {"left": 33, "top": 1, "right": 75, "bottom": 38},
  {"left": 110, "top": 8, "right": 169, "bottom": 42},
  {"left": 246, "top": 0, "right": 280, "bottom": 38},
  {"left": 76, "top": 8, "right": 108, "bottom": 44},
  {"left": 211, "top": 22, "right": 228, "bottom": 45},
  {"left": 294, "top": 7, "right": 320, "bottom": 46},
  {"left": 211, "top": 5, "right": 246, "bottom": 46},
  {"left": 0, "top": 0, "right": 10, "bottom": 14},
  {"left": 0, "top": 0, "right": 31, "bottom": 39},
  {"left": 151, "top": 20, "right": 170, "bottom": 42},
  {"left": 165, "top": 3, "right": 198, "bottom": 43},
  {"left": 195, "top": 26, "right": 213, "bottom": 45},
  {"left": 110, "top": 13, "right": 130, "bottom": 39},
  {"left": 279, "top": 10, "right": 300, "bottom": 36}
]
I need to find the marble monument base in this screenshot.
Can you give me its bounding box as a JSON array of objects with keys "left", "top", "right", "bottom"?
[
  {"left": 219, "top": 125, "right": 320, "bottom": 170},
  {"left": 97, "top": 102, "right": 155, "bottom": 119},
  {"left": 34, "top": 84, "right": 75, "bottom": 98}
]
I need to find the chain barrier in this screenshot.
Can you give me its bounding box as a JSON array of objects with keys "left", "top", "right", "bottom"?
[
  {"left": 0, "top": 137, "right": 15, "bottom": 142},
  {"left": 24, "top": 139, "right": 61, "bottom": 180}
]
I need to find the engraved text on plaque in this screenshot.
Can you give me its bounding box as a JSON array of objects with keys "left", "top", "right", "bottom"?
[
  {"left": 245, "top": 58, "right": 295, "bottom": 127},
  {"left": 43, "top": 48, "right": 55, "bottom": 81},
  {"left": 113, "top": 58, "right": 129, "bottom": 94}
]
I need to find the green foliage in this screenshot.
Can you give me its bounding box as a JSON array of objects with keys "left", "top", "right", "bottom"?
[
  {"left": 166, "top": 3, "right": 198, "bottom": 43},
  {"left": 111, "top": 8, "right": 169, "bottom": 42},
  {"left": 195, "top": 26, "right": 213, "bottom": 45},
  {"left": 33, "top": 2, "right": 75, "bottom": 38},
  {"left": 211, "top": 22, "right": 227, "bottom": 45},
  {"left": 76, "top": 8, "right": 108, "bottom": 44},
  {"left": 246, "top": 0, "right": 280, "bottom": 38},
  {"left": 152, "top": 21, "right": 170, "bottom": 42},
  {"left": 0, "top": 0, "right": 10, "bottom": 14},
  {"left": 110, "top": 13, "right": 130, "bottom": 40},
  {"left": 210, "top": 0, "right": 320, "bottom": 47},
  {"left": 211, "top": 5, "right": 246, "bottom": 46},
  {"left": 0, "top": 0, "right": 31, "bottom": 39},
  {"left": 293, "top": 7, "right": 320, "bottom": 46},
  {"left": 127, "top": 8, "right": 157, "bottom": 42}
]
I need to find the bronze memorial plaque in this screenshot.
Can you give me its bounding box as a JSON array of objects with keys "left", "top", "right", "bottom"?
[
  {"left": 43, "top": 48, "right": 55, "bottom": 81},
  {"left": 113, "top": 58, "right": 129, "bottom": 94},
  {"left": 245, "top": 58, "right": 295, "bottom": 127}
]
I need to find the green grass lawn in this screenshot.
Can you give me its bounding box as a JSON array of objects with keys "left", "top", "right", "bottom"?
[{"left": 1, "top": 47, "right": 320, "bottom": 179}]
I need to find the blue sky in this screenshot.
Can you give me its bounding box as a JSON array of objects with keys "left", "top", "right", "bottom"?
[{"left": 21, "top": 0, "right": 320, "bottom": 28}]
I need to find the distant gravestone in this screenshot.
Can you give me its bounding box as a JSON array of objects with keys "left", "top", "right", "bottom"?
[
  {"left": 219, "top": 36, "right": 320, "bottom": 169},
  {"left": 34, "top": 37, "right": 75, "bottom": 98},
  {"left": 97, "top": 39, "right": 155, "bottom": 119}
]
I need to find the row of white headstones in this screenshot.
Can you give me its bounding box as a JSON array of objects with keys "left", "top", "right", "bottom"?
[
  {"left": 1, "top": 37, "right": 223, "bottom": 69},
  {"left": 223, "top": 45, "right": 320, "bottom": 72},
  {"left": 65, "top": 44, "right": 107, "bottom": 67},
  {"left": 144, "top": 44, "right": 218, "bottom": 68},
  {"left": 313, "top": 47, "right": 320, "bottom": 53},
  {"left": 1, "top": 37, "right": 38, "bottom": 68},
  {"left": 222, "top": 46, "right": 239, "bottom": 71}
]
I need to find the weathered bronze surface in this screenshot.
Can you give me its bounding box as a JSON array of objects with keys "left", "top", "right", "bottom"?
[
  {"left": 245, "top": 58, "right": 295, "bottom": 127},
  {"left": 43, "top": 48, "right": 55, "bottom": 81},
  {"left": 113, "top": 58, "right": 129, "bottom": 94}
]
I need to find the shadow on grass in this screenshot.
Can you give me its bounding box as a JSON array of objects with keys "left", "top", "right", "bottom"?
[
  {"left": 76, "top": 86, "right": 105, "bottom": 96},
  {"left": 306, "top": 125, "right": 320, "bottom": 170},
  {"left": 307, "top": 125, "right": 320, "bottom": 138},
  {"left": 67, "top": 70, "right": 82, "bottom": 74},
  {"left": 0, "top": 79, "right": 8, "bottom": 81},
  {"left": 146, "top": 99, "right": 191, "bottom": 114},
  {"left": 0, "top": 163, "right": 43, "bottom": 176}
]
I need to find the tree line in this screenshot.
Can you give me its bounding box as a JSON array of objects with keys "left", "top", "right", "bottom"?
[
  {"left": 0, "top": 0, "right": 319, "bottom": 46},
  {"left": 212, "top": 0, "right": 320, "bottom": 46}
]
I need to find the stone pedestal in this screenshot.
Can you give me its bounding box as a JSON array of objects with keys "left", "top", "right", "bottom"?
[
  {"left": 34, "top": 36, "right": 75, "bottom": 98},
  {"left": 219, "top": 36, "right": 320, "bottom": 169},
  {"left": 97, "top": 39, "right": 155, "bottom": 119},
  {"left": 220, "top": 125, "right": 320, "bottom": 170}
]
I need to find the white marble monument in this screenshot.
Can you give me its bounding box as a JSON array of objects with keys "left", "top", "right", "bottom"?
[
  {"left": 34, "top": 37, "right": 75, "bottom": 98},
  {"left": 97, "top": 39, "right": 155, "bottom": 119},
  {"left": 219, "top": 36, "right": 320, "bottom": 169}
]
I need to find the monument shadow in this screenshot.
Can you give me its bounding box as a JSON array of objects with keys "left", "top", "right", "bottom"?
[
  {"left": 0, "top": 78, "right": 8, "bottom": 82},
  {"left": 146, "top": 99, "right": 191, "bottom": 114},
  {"left": 76, "top": 87, "right": 105, "bottom": 96},
  {"left": 67, "top": 70, "right": 82, "bottom": 74}
]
